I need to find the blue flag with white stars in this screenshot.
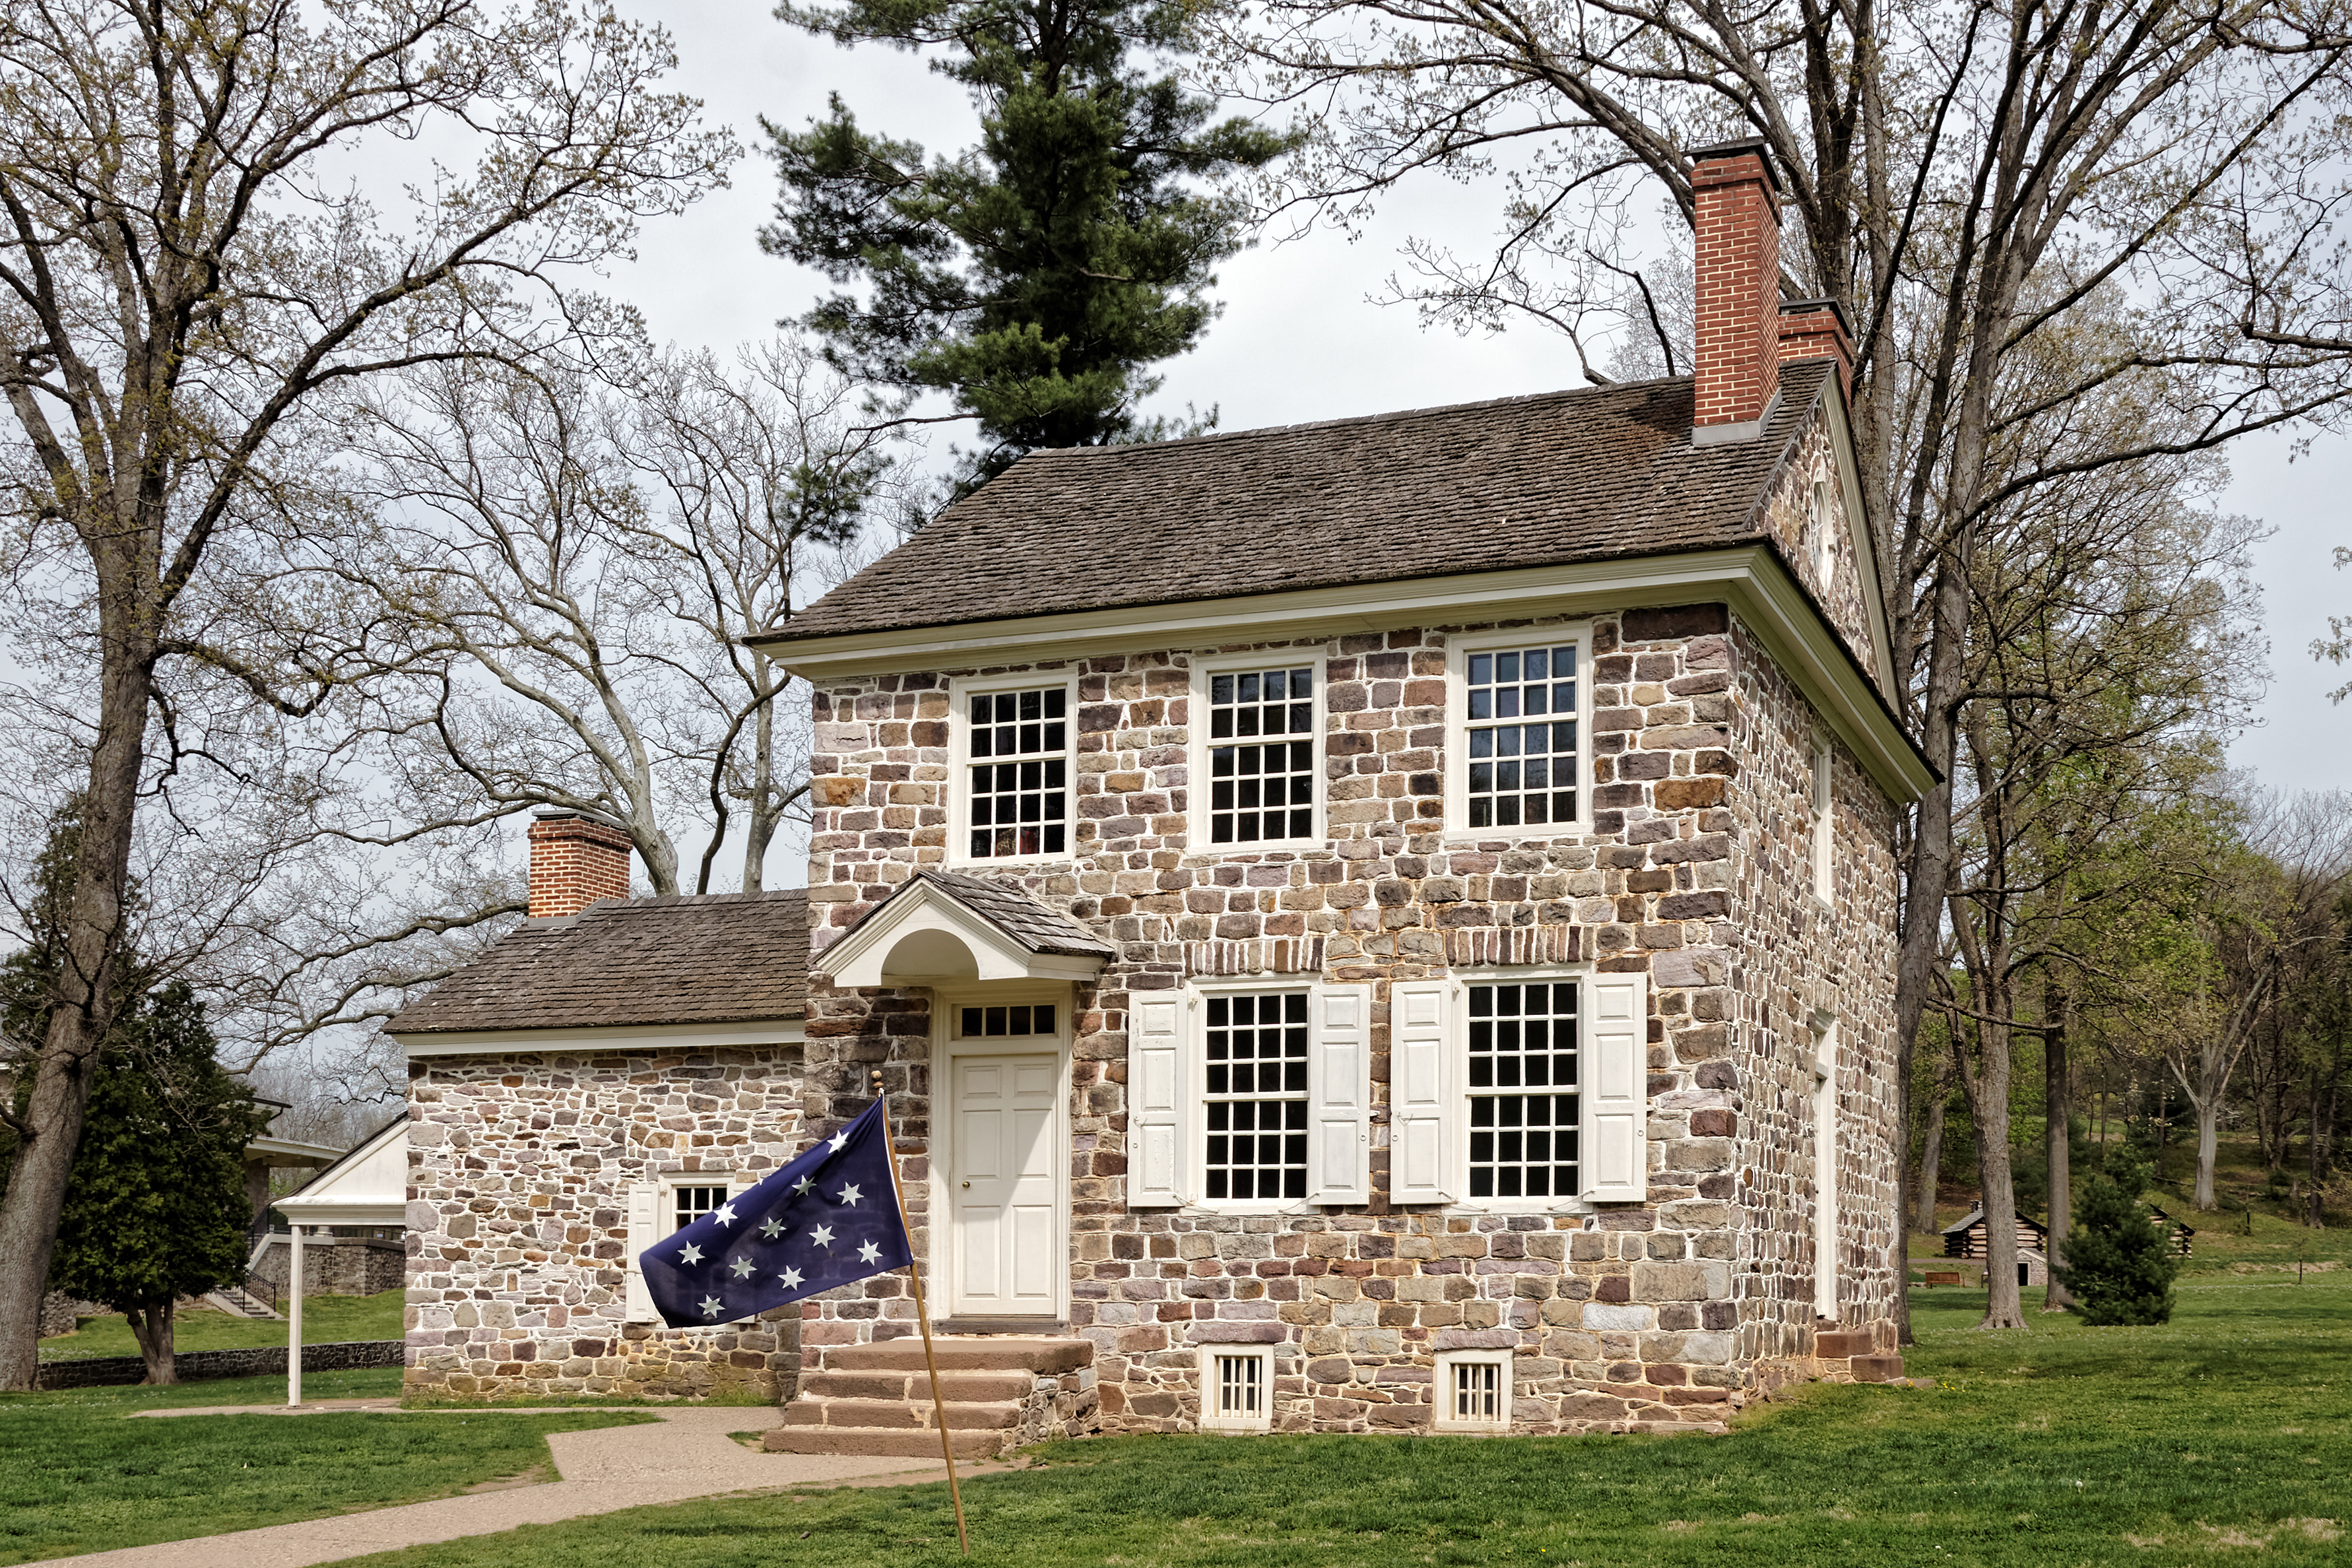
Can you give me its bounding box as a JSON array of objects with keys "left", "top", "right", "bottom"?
[{"left": 639, "top": 1099, "right": 912, "bottom": 1328}]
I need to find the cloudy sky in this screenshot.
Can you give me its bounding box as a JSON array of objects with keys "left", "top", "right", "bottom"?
[{"left": 604, "top": 0, "right": 2349, "bottom": 800}]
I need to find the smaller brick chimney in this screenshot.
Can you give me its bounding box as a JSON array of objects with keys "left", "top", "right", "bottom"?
[
  {"left": 527, "top": 810, "right": 633, "bottom": 919},
  {"left": 1777, "top": 297, "right": 1856, "bottom": 405},
  {"left": 1689, "top": 138, "right": 1783, "bottom": 445}
]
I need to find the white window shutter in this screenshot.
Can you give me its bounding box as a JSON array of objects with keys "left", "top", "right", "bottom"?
[
  {"left": 1580, "top": 971, "right": 1650, "bottom": 1201},
  {"left": 624, "top": 1181, "right": 659, "bottom": 1322},
  {"left": 1390, "top": 979, "right": 1456, "bottom": 1204},
  {"left": 1309, "top": 985, "right": 1371, "bottom": 1204},
  {"left": 1129, "top": 995, "right": 1186, "bottom": 1207}
]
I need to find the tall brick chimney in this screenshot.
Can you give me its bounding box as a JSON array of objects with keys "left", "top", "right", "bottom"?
[
  {"left": 1690, "top": 138, "right": 1783, "bottom": 445},
  {"left": 527, "top": 810, "right": 633, "bottom": 918},
  {"left": 1777, "top": 297, "right": 1856, "bottom": 405}
]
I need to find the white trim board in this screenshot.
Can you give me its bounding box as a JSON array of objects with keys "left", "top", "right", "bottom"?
[
  {"left": 762, "top": 546, "right": 1933, "bottom": 802},
  {"left": 393, "top": 1019, "right": 807, "bottom": 1058}
]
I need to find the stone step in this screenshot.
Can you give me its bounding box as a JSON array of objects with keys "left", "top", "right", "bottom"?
[
  {"left": 1849, "top": 1354, "right": 1907, "bottom": 1383},
  {"left": 801, "top": 1369, "right": 1033, "bottom": 1402},
  {"left": 822, "top": 1335, "right": 1090, "bottom": 1376},
  {"left": 779, "top": 1396, "right": 1022, "bottom": 1431},
  {"left": 764, "top": 1425, "right": 1003, "bottom": 1460},
  {"left": 1815, "top": 1330, "right": 1879, "bottom": 1359}
]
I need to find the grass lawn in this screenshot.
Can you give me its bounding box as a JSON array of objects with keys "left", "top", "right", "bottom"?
[
  {"left": 0, "top": 1369, "right": 650, "bottom": 1564},
  {"left": 37, "top": 1287, "right": 406, "bottom": 1361},
  {"left": 337, "top": 1272, "right": 2347, "bottom": 1568}
]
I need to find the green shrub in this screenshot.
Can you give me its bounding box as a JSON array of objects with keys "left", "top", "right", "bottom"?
[{"left": 2054, "top": 1159, "right": 2180, "bottom": 1324}]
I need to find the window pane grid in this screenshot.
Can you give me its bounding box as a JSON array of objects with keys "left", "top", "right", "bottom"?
[
  {"left": 968, "top": 687, "right": 1067, "bottom": 858},
  {"left": 1453, "top": 1361, "right": 1501, "bottom": 1421},
  {"left": 1203, "top": 992, "right": 1309, "bottom": 1201},
  {"left": 1467, "top": 982, "right": 1579, "bottom": 1198},
  {"left": 673, "top": 1185, "right": 729, "bottom": 1230},
  {"left": 1209, "top": 667, "right": 1315, "bottom": 843},
  {"left": 959, "top": 1004, "right": 1057, "bottom": 1038},
  {"left": 1466, "top": 644, "right": 1578, "bottom": 828},
  {"left": 1215, "top": 1354, "right": 1264, "bottom": 1417}
]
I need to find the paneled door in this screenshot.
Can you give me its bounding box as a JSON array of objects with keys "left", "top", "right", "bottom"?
[{"left": 949, "top": 1054, "right": 1059, "bottom": 1317}]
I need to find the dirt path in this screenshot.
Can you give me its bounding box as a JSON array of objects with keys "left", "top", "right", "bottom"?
[{"left": 42, "top": 1406, "right": 979, "bottom": 1567}]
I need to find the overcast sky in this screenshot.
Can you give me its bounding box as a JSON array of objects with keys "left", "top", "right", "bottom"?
[{"left": 605, "top": 0, "right": 2350, "bottom": 806}]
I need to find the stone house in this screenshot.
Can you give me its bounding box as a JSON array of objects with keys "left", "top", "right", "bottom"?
[{"left": 389, "top": 137, "right": 1934, "bottom": 1443}]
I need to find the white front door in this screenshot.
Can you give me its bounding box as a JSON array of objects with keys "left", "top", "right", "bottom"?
[{"left": 949, "top": 1053, "right": 1059, "bottom": 1317}]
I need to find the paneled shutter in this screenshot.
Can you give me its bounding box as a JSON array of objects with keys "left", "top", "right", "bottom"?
[
  {"left": 1390, "top": 979, "right": 1456, "bottom": 1204},
  {"left": 1309, "top": 985, "right": 1371, "bottom": 1204},
  {"left": 624, "top": 1182, "right": 659, "bottom": 1322},
  {"left": 1129, "top": 994, "right": 1187, "bottom": 1207},
  {"left": 1579, "top": 971, "right": 1650, "bottom": 1201}
]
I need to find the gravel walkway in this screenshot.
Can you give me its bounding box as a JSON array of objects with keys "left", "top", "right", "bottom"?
[{"left": 42, "top": 1405, "right": 970, "bottom": 1567}]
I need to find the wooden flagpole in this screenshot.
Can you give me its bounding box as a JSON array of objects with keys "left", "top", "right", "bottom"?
[{"left": 872, "top": 1070, "right": 969, "bottom": 1555}]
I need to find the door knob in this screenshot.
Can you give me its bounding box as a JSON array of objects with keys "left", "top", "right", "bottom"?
[{"left": 961, "top": 1180, "right": 971, "bottom": 1189}]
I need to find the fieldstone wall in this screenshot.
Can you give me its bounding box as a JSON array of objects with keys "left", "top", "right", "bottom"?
[
  {"left": 39, "top": 1291, "right": 102, "bottom": 1338},
  {"left": 800, "top": 568, "right": 1905, "bottom": 1428},
  {"left": 403, "top": 1043, "right": 808, "bottom": 1402},
  {"left": 251, "top": 1237, "right": 407, "bottom": 1297},
  {"left": 34, "top": 1339, "right": 404, "bottom": 1390},
  {"left": 1752, "top": 414, "right": 1880, "bottom": 684}
]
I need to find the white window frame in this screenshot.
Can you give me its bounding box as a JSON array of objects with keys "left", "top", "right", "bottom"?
[
  {"left": 1443, "top": 625, "right": 1591, "bottom": 841},
  {"left": 1198, "top": 1345, "right": 1274, "bottom": 1432},
  {"left": 1433, "top": 1349, "right": 1513, "bottom": 1432},
  {"left": 1813, "top": 1016, "right": 1839, "bottom": 1321},
  {"left": 1187, "top": 651, "right": 1326, "bottom": 855},
  {"left": 623, "top": 1169, "right": 754, "bottom": 1324},
  {"left": 948, "top": 671, "right": 1079, "bottom": 868},
  {"left": 1451, "top": 967, "right": 1590, "bottom": 1214},
  {"left": 1133, "top": 977, "right": 1369, "bottom": 1214},
  {"left": 1810, "top": 737, "right": 1835, "bottom": 907},
  {"left": 1811, "top": 478, "right": 1835, "bottom": 587}
]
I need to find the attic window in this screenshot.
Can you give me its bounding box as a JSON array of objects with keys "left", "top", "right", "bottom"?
[
  {"left": 1207, "top": 666, "right": 1316, "bottom": 845},
  {"left": 965, "top": 686, "right": 1068, "bottom": 859}
]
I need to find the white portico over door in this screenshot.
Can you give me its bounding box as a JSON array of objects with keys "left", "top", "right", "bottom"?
[{"left": 940, "top": 992, "right": 1070, "bottom": 1324}]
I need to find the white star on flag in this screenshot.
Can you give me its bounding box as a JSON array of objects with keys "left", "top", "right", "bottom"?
[
  {"left": 828, "top": 1130, "right": 851, "bottom": 1153},
  {"left": 837, "top": 1183, "right": 863, "bottom": 1206},
  {"left": 715, "top": 1202, "right": 738, "bottom": 1226},
  {"left": 699, "top": 1295, "right": 724, "bottom": 1319},
  {"left": 777, "top": 1266, "right": 804, "bottom": 1289},
  {"left": 793, "top": 1176, "right": 815, "bottom": 1196},
  {"left": 859, "top": 1240, "right": 882, "bottom": 1264},
  {"left": 759, "top": 1218, "right": 786, "bottom": 1239},
  {"left": 677, "top": 1243, "right": 703, "bottom": 1265},
  {"left": 729, "top": 1256, "right": 756, "bottom": 1278},
  {"left": 810, "top": 1224, "right": 835, "bottom": 1248}
]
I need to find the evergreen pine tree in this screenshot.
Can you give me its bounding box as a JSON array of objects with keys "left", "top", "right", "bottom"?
[
  {"left": 2052, "top": 1159, "right": 2181, "bottom": 1326},
  {"left": 764, "top": 0, "right": 1293, "bottom": 494},
  {"left": 2, "top": 804, "right": 268, "bottom": 1383}
]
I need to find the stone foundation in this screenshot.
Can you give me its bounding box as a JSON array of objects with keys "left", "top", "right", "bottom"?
[{"left": 251, "top": 1236, "right": 407, "bottom": 1297}]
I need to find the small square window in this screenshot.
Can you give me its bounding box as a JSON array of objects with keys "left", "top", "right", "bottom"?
[
  {"left": 1433, "top": 1350, "right": 1512, "bottom": 1431},
  {"left": 1198, "top": 1346, "right": 1273, "bottom": 1431},
  {"left": 671, "top": 1184, "right": 731, "bottom": 1231}
]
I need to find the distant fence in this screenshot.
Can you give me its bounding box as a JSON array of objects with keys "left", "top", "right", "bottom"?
[{"left": 34, "top": 1339, "right": 406, "bottom": 1390}]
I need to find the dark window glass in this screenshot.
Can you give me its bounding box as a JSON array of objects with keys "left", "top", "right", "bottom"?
[
  {"left": 674, "top": 1185, "right": 731, "bottom": 1230},
  {"left": 960, "top": 1004, "right": 1057, "bottom": 1037},
  {"left": 1202, "top": 991, "right": 1311, "bottom": 1200},
  {"left": 1466, "top": 982, "right": 1579, "bottom": 1199},
  {"left": 1465, "top": 645, "right": 1578, "bottom": 830},
  {"left": 1209, "top": 668, "right": 1316, "bottom": 844},
  {"left": 967, "top": 686, "right": 1068, "bottom": 857}
]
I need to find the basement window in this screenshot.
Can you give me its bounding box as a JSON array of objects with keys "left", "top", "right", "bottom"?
[
  {"left": 1433, "top": 1350, "right": 1512, "bottom": 1431},
  {"left": 1199, "top": 1346, "right": 1272, "bottom": 1432}
]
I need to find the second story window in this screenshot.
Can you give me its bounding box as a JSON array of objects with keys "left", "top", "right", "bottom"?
[
  {"left": 967, "top": 686, "right": 1066, "bottom": 859},
  {"left": 1208, "top": 666, "right": 1315, "bottom": 845},
  {"left": 1464, "top": 643, "right": 1579, "bottom": 830}
]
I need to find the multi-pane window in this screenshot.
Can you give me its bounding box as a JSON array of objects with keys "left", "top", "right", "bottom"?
[
  {"left": 959, "top": 1003, "right": 1057, "bottom": 1038},
  {"left": 967, "top": 687, "right": 1066, "bottom": 859},
  {"left": 1214, "top": 1353, "right": 1265, "bottom": 1420},
  {"left": 1466, "top": 981, "right": 1579, "bottom": 1199},
  {"left": 1208, "top": 667, "right": 1315, "bottom": 844},
  {"left": 1203, "top": 991, "right": 1309, "bottom": 1201},
  {"left": 1451, "top": 1359, "right": 1503, "bottom": 1423},
  {"left": 1465, "top": 645, "right": 1578, "bottom": 829},
  {"left": 672, "top": 1184, "right": 731, "bottom": 1231}
]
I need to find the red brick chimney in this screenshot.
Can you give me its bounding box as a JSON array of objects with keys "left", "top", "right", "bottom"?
[
  {"left": 527, "top": 810, "right": 632, "bottom": 918},
  {"left": 1777, "top": 297, "right": 1856, "bottom": 405},
  {"left": 1690, "top": 138, "right": 1782, "bottom": 445}
]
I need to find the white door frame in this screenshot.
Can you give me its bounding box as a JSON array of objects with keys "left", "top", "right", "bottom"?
[{"left": 931, "top": 983, "right": 1072, "bottom": 1323}]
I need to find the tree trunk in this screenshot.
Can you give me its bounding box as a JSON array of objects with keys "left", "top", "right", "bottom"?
[
  {"left": 1915, "top": 1075, "right": 1947, "bottom": 1235},
  {"left": 2044, "top": 983, "right": 2075, "bottom": 1310},
  {"left": 742, "top": 657, "right": 782, "bottom": 892},
  {"left": 127, "top": 1299, "right": 178, "bottom": 1385},
  {"left": 0, "top": 634, "right": 154, "bottom": 1391},
  {"left": 1960, "top": 1008, "right": 2027, "bottom": 1330},
  {"left": 2193, "top": 1094, "right": 2221, "bottom": 1212}
]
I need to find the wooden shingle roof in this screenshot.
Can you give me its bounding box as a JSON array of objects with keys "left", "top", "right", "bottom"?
[
  {"left": 766, "top": 363, "right": 1835, "bottom": 645},
  {"left": 385, "top": 890, "right": 808, "bottom": 1035}
]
